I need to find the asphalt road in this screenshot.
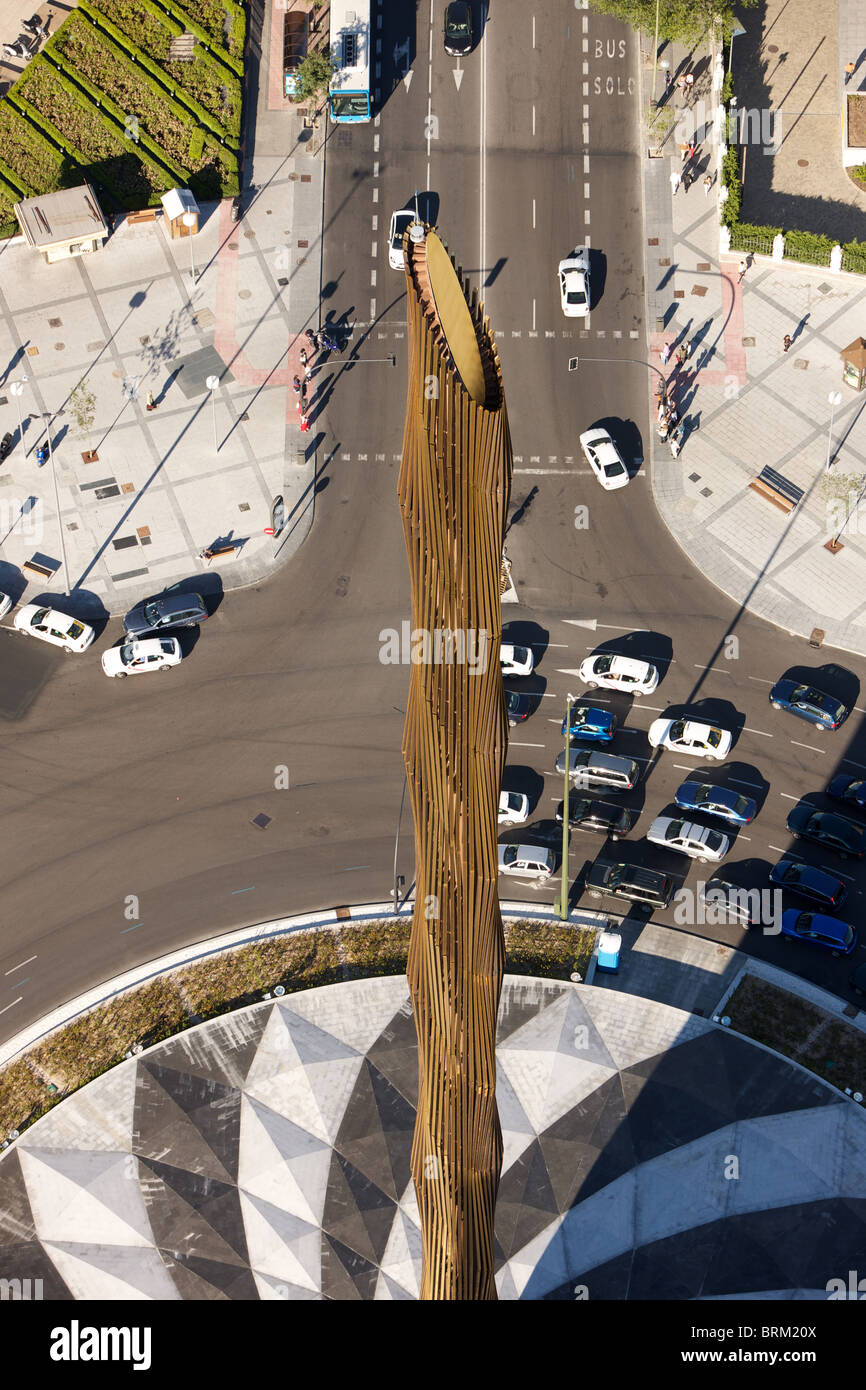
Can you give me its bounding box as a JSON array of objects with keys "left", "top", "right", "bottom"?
[{"left": 0, "top": 1, "right": 865, "bottom": 1048}]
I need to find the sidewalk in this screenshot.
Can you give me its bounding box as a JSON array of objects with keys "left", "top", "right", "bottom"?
[
  {"left": 0, "top": 0, "right": 324, "bottom": 619},
  {"left": 640, "top": 14, "right": 866, "bottom": 658}
]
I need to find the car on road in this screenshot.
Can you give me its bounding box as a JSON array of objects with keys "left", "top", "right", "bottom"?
[
  {"left": 648, "top": 718, "right": 732, "bottom": 760},
  {"left": 558, "top": 249, "right": 590, "bottom": 317},
  {"left": 826, "top": 774, "right": 866, "bottom": 814},
  {"left": 443, "top": 0, "right": 472, "bottom": 55},
  {"left": 500, "top": 642, "right": 534, "bottom": 678},
  {"left": 554, "top": 748, "right": 641, "bottom": 792},
  {"left": 497, "top": 843, "right": 556, "bottom": 881},
  {"left": 585, "top": 858, "right": 674, "bottom": 911},
  {"left": 506, "top": 689, "right": 531, "bottom": 725},
  {"left": 785, "top": 803, "right": 866, "bottom": 859},
  {"left": 13, "top": 604, "right": 95, "bottom": 652},
  {"left": 388, "top": 209, "right": 416, "bottom": 270},
  {"left": 768, "top": 858, "right": 847, "bottom": 911},
  {"left": 768, "top": 679, "right": 848, "bottom": 730},
  {"left": 780, "top": 909, "right": 857, "bottom": 956},
  {"left": 561, "top": 704, "right": 616, "bottom": 743},
  {"left": 123, "top": 591, "right": 207, "bottom": 637},
  {"left": 0, "top": 592, "right": 12, "bottom": 620},
  {"left": 579, "top": 427, "right": 629, "bottom": 491},
  {"left": 554, "top": 798, "right": 634, "bottom": 839},
  {"left": 101, "top": 637, "right": 182, "bottom": 678},
  {"left": 673, "top": 781, "right": 756, "bottom": 826},
  {"left": 578, "top": 652, "right": 659, "bottom": 695},
  {"left": 698, "top": 875, "right": 767, "bottom": 928},
  {"left": 646, "top": 815, "right": 730, "bottom": 863},
  {"left": 499, "top": 790, "right": 530, "bottom": 826}
]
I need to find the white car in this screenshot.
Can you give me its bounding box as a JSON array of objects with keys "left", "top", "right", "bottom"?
[
  {"left": 558, "top": 249, "right": 590, "bottom": 317},
  {"left": 497, "top": 843, "right": 556, "bottom": 880},
  {"left": 579, "top": 652, "right": 659, "bottom": 695},
  {"left": 647, "top": 815, "right": 730, "bottom": 863},
  {"left": 500, "top": 642, "right": 534, "bottom": 678},
  {"left": 0, "top": 592, "right": 12, "bottom": 620},
  {"left": 13, "top": 603, "right": 95, "bottom": 652},
  {"left": 101, "top": 636, "right": 182, "bottom": 678},
  {"left": 388, "top": 209, "right": 416, "bottom": 270},
  {"left": 499, "top": 790, "right": 530, "bottom": 826},
  {"left": 579, "top": 428, "right": 630, "bottom": 491},
  {"left": 648, "top": 718, "right": 732, "bottom": 761}
]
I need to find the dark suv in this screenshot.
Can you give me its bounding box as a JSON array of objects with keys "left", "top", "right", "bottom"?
[
  {"left": 585, "top": 858, "right": 674, "bottom": 911},
  {"left": 555, "top": 798, "right": 634, "bottom": 839},
  {"left": 123, "top": 591, "right": 208, "bottom": 637}
]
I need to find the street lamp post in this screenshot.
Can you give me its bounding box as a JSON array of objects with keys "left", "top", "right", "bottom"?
[
  {"left": 9, "top": 376, "right": 27, "bottom": 444},
  {"left": 570, "top": 354, "right": 669, "bottom": 403},
  {"left": 182, "top": 211, "right": 197, "bottom": 282},
  {"left": 555, "top": 692, "right": 575, "bottom": 921},
  {"left": 728, "top": 23, "right": 746, "bottom": 75},
  {"left": 39, "top": 411, "right": 70, "bottom": 591},
  {"left": 826, "top": 391, "right": 842, "bottom": 471},
  {"left": 206, "top": 374, "right": 220, "bottom": 453}
]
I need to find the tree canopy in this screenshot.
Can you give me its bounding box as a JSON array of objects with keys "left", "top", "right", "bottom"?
[
  {"left": 292, "top": 52, "right": 333, "bottom": 106},
  {"left": 585, "top": 0, "right": 759, "bottom": 44}
]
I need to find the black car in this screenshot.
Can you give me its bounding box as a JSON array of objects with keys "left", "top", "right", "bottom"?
[
  {"left": 123, "top": 591, "right": 208, "bottom": 636},
  {"left": 555, "top": 798, "right": 634, "bottom": 839},
  {"left": 768, "top": 858, "right": 847, "bottom": 911},
  {"left": 698, "top": 875, "right": 767, "bottom": 928},
  {"left": 826, "top": 774, "right": 866, "bottom": 814},
  {"left": 786, "top": 803, "right": 866, "bottom": 859},
  {"left": 444, "top": 1, "right": 472, "bottom": 55},
  {"left": 585, "top": 858, "right": 674, "bottom": 911},
  {"left": 505, "top": 689, "right": 531, "bottom": 725},
  {"left": 768, "top": 679, "right": 848, "bottom": 730}
]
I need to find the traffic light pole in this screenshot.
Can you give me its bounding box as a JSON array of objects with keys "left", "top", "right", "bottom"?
[{"left": 555, "top": 693, "right": 575, "bottom": 920}]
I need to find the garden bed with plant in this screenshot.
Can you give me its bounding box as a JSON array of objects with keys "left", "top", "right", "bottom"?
[{"left": 724, "top": 972, "right": 865, "bottom": 1094}]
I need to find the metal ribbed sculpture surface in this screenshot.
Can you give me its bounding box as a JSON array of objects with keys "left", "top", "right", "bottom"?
[{"left": 398, "top": 227, "right": 512, "bottom": 1300}]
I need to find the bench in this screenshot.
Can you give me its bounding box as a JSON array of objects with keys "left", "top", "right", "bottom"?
[
  {"left": 200, "top": 544, "right": 237, "bottom": 562},
  {"left": 23, "top": 558, "right": 56, "bottom": 581},
  {"left": 126, "top": 208, "right": 158, "bottom": 226},
  {"left": 749, "top": 466, "right": 803, "bottom": 514}
]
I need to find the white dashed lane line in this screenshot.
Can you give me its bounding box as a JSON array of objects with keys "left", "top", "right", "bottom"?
[
  {"left": 743, "top": 727, "right": 773, "bottom": 737},
  {"left": 843, "top": 758, "right": 866, "bottom": 771},
  {"left": 790, "top": 740, "right": 825, "bottom": 754},
  {"left": 511, "top": 742, "right": 546, "bottom": 749},
  {"left": 747, "top": 675, "right": 774, "bottom": 684},
  {"left": 728, "top": 776, "right": 764, "bottom": 789},
  {"left": 778, "top": 792, "right": 799, "bottom": 800}
]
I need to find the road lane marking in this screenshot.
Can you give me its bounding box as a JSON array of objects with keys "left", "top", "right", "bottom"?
[
  {"left": 728, "top": 777, "right": 764, "bottom": 789},
  {"left": 0, "top": 998, "right": 22, "bottom": 1016},
  {"left": 790, "top": 740, "right": 825, "bottom": 753},
  {"left": 342, "top": 865, "right": 371, "bottom": 871},
  {"left": 694, "top": 665, "right": 735, "bottom": 676},
  {"left": 231, "top": 887, "right": 256, "bottom": 894},
  {"left": 4, "top": 956, "right": 37, "bottom": 975},
  {"left": 748, "top": 675, "right": 774, "bottom": 684},
  {"left": 511, "top": 742, "right": 546, "bottom": 748},
  {"left": 843, "top": 758, "right": 866, "bottom": 771},
  {"left": 779, "top": 792, "right": 798, "bottom": 800},
  {"left": 743, "top": 727, "right": 773, "bottom": 737}
]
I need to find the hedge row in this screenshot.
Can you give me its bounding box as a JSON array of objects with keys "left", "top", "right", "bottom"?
[
  {"left": 79, "top": 0, "right": 241, "bottom": 142},
  {"left": 0, "top": 103, "right": 57, "bottom": 195},
  {"left": 89, "top": 0, "right": 241, "bottom": 80},
  {"left": 153, "top": 0, "right": 244, "bottom": 75},
  {"left": 168, "top": 0, "right": 246, "bottom": 63}
]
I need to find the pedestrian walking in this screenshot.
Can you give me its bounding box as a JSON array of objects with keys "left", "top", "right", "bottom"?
[
  {"left": 783, "top": 334, "right": 792, "bottom": 353},
  {"left": 299, "top": 413, "right": 310, "bottom": 432},
  {"left": 682, "top": 168, "right": 691, "bottom": 191},
  {"left": 293, "top": 374, "right": 302, "bottom": 395},
  {"left": 682, "top": 339, "right": 692, "bottom": 361},
  {"left": 679, "top": 142, "right": 689, "bottom": 162},
  {"left": 660, "top": 342, "right": 672, "bottom": 366},
  {"left": 684, "top": 72, "right": 695, "bottom": 99},
  {"left": 304, "top": 365, "right": 313, "bottom": 382},
  {"left": 146, "top": 389, "right": 156, "bottom": 411},
  {"left": 846, "top": 62, "right": 856, "bottom": 85},
  {"left": 676, "top": 74, "right": 686, "bottom": 99},
  {"left": 670, "top": 168, "right": 681, "bottom": 195},
  {"left": 299, "top": 347, "right": 307, "bottom": 368},
  {"left": 687, "top": 141, "right": 696, "bottom": 160},
  {"left": 664, "top": 69, "right": 672, "bottom": 94},
  {"left": 737, "top": 256, "right": 748, "bottom": 284},
  {"left": 675, "top": 348, "right": 685, "bottom": 367},
  {"left": 703, "top": 174, "right": 713, "bottom": 196}
]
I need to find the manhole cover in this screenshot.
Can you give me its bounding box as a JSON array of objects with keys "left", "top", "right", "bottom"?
[
  {"left": 688, "top": 472, "right": 700, "bottom": 482},
  {"left": 691, "top": 285, "right": 707, "bottom": 296},
  {"left": 700, "top": 487, "right": 713, "bottom": 497},
  {"left": 742, "top": 336, "right": 755, "bottom": 346},
  {"left": 797, "top": 159, "right": 809, "bottom": 167},
  {"left": 48, "top": 317, "right": 62, "bottom": 327},
  {"left": 674, "top": 290, "right": 684, "bottom": 299},
  {"left": 658, "top": 257, "right": 670, "bottom": 266},
  {"left": 795, "top": 358, "right": 809, "bottom": 370},
  {"left": 697, "top": 262, "right": 710, "bottom": 271},
  {"left": 647, "top": 237, "right": 659, "bottom": 246},
  {"left": 251, "top": 813, "right": 271, "bottom": 829},
  {"left": 239, "top": 502, "right": 250, "bottom": 512},
  {"left": 818, "top": 282, "right": 832, "bottom": 294}
]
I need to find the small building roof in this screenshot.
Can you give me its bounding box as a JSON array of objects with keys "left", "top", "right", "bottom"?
[
  {"left": 160, "top": 188, "right": 199, "bottom": 222},
  {"left": 14, "top": 184, "right": 106, "bottom": 249},
  {"left": 841, "top": 337, "right": 866, "bottom": 367}
]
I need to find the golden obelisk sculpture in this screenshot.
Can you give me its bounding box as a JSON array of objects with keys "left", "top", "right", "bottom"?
[{"left": 397, "top": 225, "right": 512, "bottom": 1299}]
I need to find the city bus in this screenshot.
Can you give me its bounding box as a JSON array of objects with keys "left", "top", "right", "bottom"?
[{"left": 329, "top": 0, "right": 371, "bottom": 123}]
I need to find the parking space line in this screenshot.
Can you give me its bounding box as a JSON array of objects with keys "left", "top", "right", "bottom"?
[
  {"left": 779, "top": 792, "right": 798, "bottom": 800},
  {"left": 743, "top": 726, "right": 773, "bottom": 737},
  {"left": 747, "top": 675, "right": 774, "bottom": 684},
  {"left": 843, "top": 758, "right": 866, "bottom": 771},
  {"left": 790, "top": 740, "right": 825, "bottom": 753},
  {"left": 694, "top": 665, "right": 734, "bottom": 677},
  {"left": 513, "top": 742, "right": 546, "bottom": 748},
  {"left": 728, "top": 776, "right": 764, "bottom": 789}
]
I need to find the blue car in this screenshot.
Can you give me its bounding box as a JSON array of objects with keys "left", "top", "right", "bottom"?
[
  {"left": 780, "top": 909, "right": 858, "bottom": 956},
  {"left": 769, "top": 858, "right": 847, "bottom": 911},
  {"left": 827, "top": 775, "right": 866, "bottom": 814},
  {"left": 769, "top": 679, "right": 849, "bottom": 730},
  {"left": 561, "top": 705, "right": 617, "bottom": 743},
  {"left": 673, "top": 781, "right": 756, "bottom": 826}
]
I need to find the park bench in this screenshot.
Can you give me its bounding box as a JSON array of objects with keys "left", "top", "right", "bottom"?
[
  {"left": 748, "top": 465, "right": 802, "bottom": 515},
  {"left": 126, "top": 208, "right": 158, "bottom": 226},
  {"left": 200, "top": 543, "right": 237, "bottom": 562},
  {"left": 22, "top": 558, "right": 56, "bottom": 581}
]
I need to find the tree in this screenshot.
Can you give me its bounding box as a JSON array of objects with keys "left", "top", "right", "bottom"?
[
  {"left": 586, "top": 0, "right": 759, "bottom": 44},
  {"left": 67, "top": 380, "right": 97, "bottom": 459},
  {"left": 292, "top": 51, "right": 332, "bottom": 107}
]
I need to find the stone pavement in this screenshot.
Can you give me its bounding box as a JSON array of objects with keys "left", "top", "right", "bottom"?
[
  {"left": 0, "top": 0, "right": 324, "bottom": 619},
  {"left": 640, "top": 10, "right": 866, "bottom": 659}
]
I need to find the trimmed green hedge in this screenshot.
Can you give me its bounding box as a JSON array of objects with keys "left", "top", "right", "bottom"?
[
  {"left": 0, "top": 102, "right": 61, "bottom": 195},
  {"left": 154, "top": 0, "right": 243, "bottom": 75},
  {"left": 843, "top": 238, "right": 866, "bottom": 274},
  {"left": 721, "top": 140, "right": 740, "bottom": 226},
  {"left": 783, "top": 228, "right": 835, "bottom": 266}
]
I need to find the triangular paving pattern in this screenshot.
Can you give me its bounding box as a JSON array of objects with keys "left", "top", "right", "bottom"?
[
  {"left": 133, "top": 1063, "right": 240, "bottom": 1183},
  {"left": 20, "top": 1149, "right": 154, "bottom": 1246},
  {"left": 44, "top": 1240, "right": 178, "bottom": 1300},
  {"left": 240, "top": 1189, "right": 321, "bottom": 1289}
]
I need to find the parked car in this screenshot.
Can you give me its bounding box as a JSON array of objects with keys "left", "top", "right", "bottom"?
[
  {"left": 769, "top": 679, "right": 848, "bottom": 730},
  {"left": 560, "top": 704, "right": 616, "bottom": 743},
  {"left": 579, "top": 427, "right": 629, "bottom": 491},
  {"left": 780, "top": 909, "right": 857, "bottom": 956},
  {"left": 585, "top": 858, "right": 674, "bottom": 911},
  {"left": 554, "top": 748, "right": 641, "bottom": 792},
  {"left": 505, "top": 689, "right": 531, "bottom": 725},
  {"left": 578, "top": 652, "right": 659, "bottom": 695},
  {"left": 0, "top": 592, "right": 12, "bottom": 620},
  {"left": 388, "top": 209, "right": 415, "bottom": 270},
  {"left": 554, "top": 798, "right": 634, "bottom": 839},
  {"left": 646, "top": 815, "right": 730, "bottom": 863},
  {"left": 673, "top": 781, "right": 756, "bottom": 826},
  {"left": 850, "top": 962, "right": 866, "bottom": 996},
  {"left": 497, "top": 843, "right": 556, "bottom": 881},
  {"left": 13, "top": 603, "right": 95, "bottom": 652},
  {"left": 499, "top": 790, "right": 530, "bottom": 826},
  {"left": 826, "top": 774, "right": 866, "bottom": 814},
  {"left": 102, "top": 636, "right": 182, "bottom": 678},
  {"left": 769, "top": 858, "right": 847, "bottom": 911},
  {"left": 443, "top": 0, "right": 472, "bottom": 55},
  {"left": 500, "top": 642, "right": 534, "bottom": 678},
  {"left": 558, "top": 249, "right": 590, "bottom": 317},
  {"left": 648, "top": 718, "right": 732, "bottom": 760},
  {"left": 786, "top": 803, "right": 866, "bottom": 859},
  {"left": 122, "top": 591, "right": 207, "bottom": 637},
  {"left": 698, "top": 875, "right": 766, "bottom": 928}
]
